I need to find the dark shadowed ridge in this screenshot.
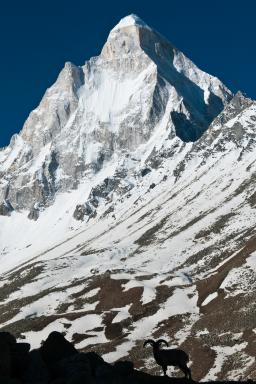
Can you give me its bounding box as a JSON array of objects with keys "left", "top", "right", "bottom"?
[{"left": 0, "top": 330, "right": 255, "bottom": 383}]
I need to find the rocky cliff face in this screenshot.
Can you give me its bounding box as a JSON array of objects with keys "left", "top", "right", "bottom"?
[{"left": 0, "top": 14, "right": 256, "bottom": 381}]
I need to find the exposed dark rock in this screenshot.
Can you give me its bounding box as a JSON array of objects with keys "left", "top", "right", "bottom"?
[
  {"left": 74, "top": 174, "right": 135, "bottom": 221},
  {"left": 0, "top": 200, "right": 14, "bottom": 216},
  {"left": 90, "top": 197, "right": 99, "bottom": 208},
  {"left": 141, "top": 168, "right": 151, "bottom": 177},
  {"left": 73, "top": 203, "right": 96, "bottom": 221},
  {"left": 101, "top": 205, "right": 115, "bottom": 218},
  {"left": 27, "top": 207, "right": 40, "bottom": 221},
  {"left": 40, "top": 331, "right": 78, "bottom": 367},
  {"left": 91, "top": 178, "right": 119, "bottom": 199}
]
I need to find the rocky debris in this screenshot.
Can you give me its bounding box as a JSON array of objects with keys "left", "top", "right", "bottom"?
[
  {"left": 73, "top": 175, "right": 134, "bottom": 221},
  {"left": 101, "top": 204, "right": 115, "bottom": 218},
  {"left": 27, "top": 207, "right": 40, "bottom": 221},
  {"left": 73, "top": 203, "right": 96, "bottom": 221},
  {"left": 90, "top": 178, "right": 121, "bottom": 200},
  {"left": 0, "top": 200, "right": 14, "bottom": 216}
]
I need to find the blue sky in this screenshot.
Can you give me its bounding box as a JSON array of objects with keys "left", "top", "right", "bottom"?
[{"left": 0, "top": 0, "right": 255, "bottom": 147}]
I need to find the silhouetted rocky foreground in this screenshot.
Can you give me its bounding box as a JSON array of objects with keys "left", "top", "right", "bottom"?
[{"left": 0, "top": 331, "right": 253, "bottom": 384}]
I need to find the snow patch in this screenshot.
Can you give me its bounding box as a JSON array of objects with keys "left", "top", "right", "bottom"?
[{"left": 202, "top": 292, "right": 218, "bottom": 306}]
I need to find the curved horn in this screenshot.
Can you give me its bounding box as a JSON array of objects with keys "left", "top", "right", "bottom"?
[
  {"left": 156, "top": 339, "right": 169, "bottom": 347},
  {"left": 143, "top": 339, "right": 155, "bottom": 348}
]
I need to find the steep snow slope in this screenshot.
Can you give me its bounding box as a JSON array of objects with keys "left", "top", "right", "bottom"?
[{"left": 0, "top": 15, "right": 256, "bottom": 381}]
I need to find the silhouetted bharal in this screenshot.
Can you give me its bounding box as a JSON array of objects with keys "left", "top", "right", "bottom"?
[{"left": 143, "top": 338, "right": 192, "bottom": 379}]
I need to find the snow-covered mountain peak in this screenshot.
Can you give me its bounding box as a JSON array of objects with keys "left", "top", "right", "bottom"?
[
  {"left": 111, "top": 14, "right": 151, "bottom": 32},
  {"left": 103, "top": 13, "right": 175, "bottom": 62},
  {"left": 0, "top": 16, "right": 232, "bottom": 215}
]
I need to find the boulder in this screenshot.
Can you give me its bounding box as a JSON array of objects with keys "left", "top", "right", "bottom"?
[{"left": 40, "top": 331, "right": 78, "bottom": 368}]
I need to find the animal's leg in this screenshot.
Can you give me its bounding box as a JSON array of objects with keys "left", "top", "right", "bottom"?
[
  {"left": 179, "top": 364, "right": 192, "bottom": 380},
  {"left": 161, "top": 365, "right": 167, "bottom": 376},
  {"left": 187, "top": 367, "right": 192, "bottom": 380}
]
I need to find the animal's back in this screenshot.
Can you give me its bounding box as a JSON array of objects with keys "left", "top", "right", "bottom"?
[{"left": 159, "top": 348, "right": 189, "bottom": 366}]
